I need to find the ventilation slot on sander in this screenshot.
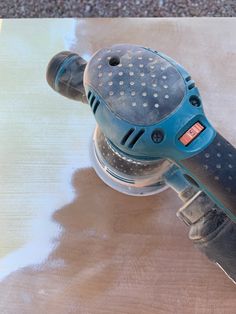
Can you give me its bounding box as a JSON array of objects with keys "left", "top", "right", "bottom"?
[
  {"left": 88, "top": 91, "right": 100, "bottom": 114},
  {"left": 121, "top": 128, "right": 145, "bottom": 148}
]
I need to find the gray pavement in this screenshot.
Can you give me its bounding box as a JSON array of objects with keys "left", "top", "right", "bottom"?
[{"left": 0, "top": 0, "right": 235, "bottom": 18}]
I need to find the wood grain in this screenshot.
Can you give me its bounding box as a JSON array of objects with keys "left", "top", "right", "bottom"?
[{"left": 0, "top": 18, "right": 235, "bottom": 314}]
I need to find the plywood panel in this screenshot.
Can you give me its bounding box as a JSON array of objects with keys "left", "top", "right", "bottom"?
[{"left": 0, "top": 18, "right": 235, "bottom": 314}]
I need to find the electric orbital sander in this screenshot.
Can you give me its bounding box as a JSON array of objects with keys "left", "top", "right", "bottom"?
[{"left": 46, "top": 44, "right": 236, "bottom": 283}]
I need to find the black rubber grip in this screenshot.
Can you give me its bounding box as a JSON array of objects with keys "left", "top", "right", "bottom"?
[
  {"left": 189, "top": 209, "right": 236, "bottom": 283},
  {"left": 181, "top": 133, "right": 236, "bottom": 215}
]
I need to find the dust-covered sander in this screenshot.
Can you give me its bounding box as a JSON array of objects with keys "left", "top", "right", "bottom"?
[{"left": 46, "top": 44, "right": 236, "bottom": 283}]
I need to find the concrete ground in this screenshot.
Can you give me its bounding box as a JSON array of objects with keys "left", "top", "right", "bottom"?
[{"left": 0, "top": 0, "right": 235, "bottom": 18}]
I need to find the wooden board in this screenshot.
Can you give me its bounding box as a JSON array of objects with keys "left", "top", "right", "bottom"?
[{"left": 0, "top": 18, "right": 235, "bottom": 314}]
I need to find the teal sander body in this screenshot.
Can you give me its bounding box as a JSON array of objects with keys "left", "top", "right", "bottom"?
[{"left": 46, "top": 44, "right": 236, "bottom": 283}]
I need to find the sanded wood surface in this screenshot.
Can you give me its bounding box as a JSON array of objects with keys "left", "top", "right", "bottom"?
[{"left": 0, "top": 18, "right": 235, "bottom": 314}]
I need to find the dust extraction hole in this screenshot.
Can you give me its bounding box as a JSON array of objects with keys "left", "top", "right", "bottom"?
[{"left": 109, "top": 56, "right": 120, "bottom": 66}]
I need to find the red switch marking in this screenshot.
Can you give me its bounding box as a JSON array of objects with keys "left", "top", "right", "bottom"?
[{"left": 180, "top": 122, "right": 205, "bottom": 146}]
